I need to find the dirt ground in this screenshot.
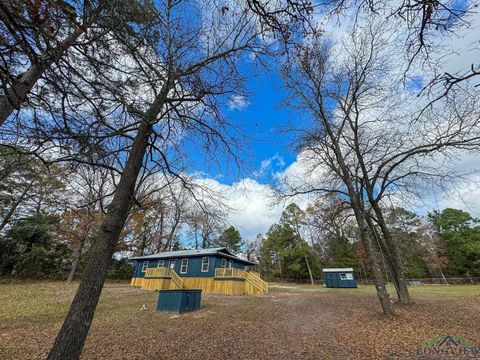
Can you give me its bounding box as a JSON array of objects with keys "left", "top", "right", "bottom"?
[{"left": 0, "top": 282, "right": 479, "bottom": 359}]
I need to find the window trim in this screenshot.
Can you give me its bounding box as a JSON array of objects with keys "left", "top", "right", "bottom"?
[
  {"left": 157, "top": 260, "right": 164, "bottom": 268},
  {"left": 201, "top": 257, "right": 209, "bottom": 272},
  {"left": 180, "top": 258, "right": 188, "bottom": 274},
  {"left": 340, "top": 273, "right": 347, "bottom": 280},
  {"left": 228, "top": 261, "right": 232, "bottom": 269},
  {"left": 221, "top": 258, "right": 227, "bottom": 268},
  {"left": 141, "top": 261, "right": 148, "bottom": 273},
  {"left": 169, "top": 259, "right": 176, "bottom": 269}
]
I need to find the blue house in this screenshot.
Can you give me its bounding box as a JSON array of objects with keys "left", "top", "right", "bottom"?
[
  {"left": 323, "top": 268, "right": 357, "bottom": 288},
  {"left": 130, "top": 247, "right": 268, "bottom": 295}
]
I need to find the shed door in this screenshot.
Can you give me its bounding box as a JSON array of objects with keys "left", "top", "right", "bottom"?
[
  {"left": 325, "top": 273, "right": 335, "bottom": 287},
  {"left": 332, "top": 274, "right": 340, "bottom": 288}
]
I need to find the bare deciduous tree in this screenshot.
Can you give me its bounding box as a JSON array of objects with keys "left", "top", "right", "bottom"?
[
  {"left": 46, "top": 1, "right": 274, "bottom": 357},
  {"left": 279, "top": 29, "right": 395, "bottom": 314},
  {"left": 186, "top": 202, "right": 229, "bottom": 249},
  {"left": 278, "top": 19, "right": 480, "bottom": 313}
]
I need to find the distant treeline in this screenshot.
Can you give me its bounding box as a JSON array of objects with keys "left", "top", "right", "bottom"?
[
  {"left": 256, "top": 203, "right": 480, "bottom": 282},
  {"left": 0, "top": 214, "right": 134, "bottom": 280}
]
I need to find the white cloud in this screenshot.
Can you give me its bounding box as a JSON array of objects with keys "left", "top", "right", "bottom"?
[
  {"left": 433, "top": 8, "right": 480, "bottom": 76},
  {"left": 434, "top": 176, "right": 480, "bottom": 217},
  {"left": 252, "top": 154, "right": 286, "bottom": 178},
  {"left": 226, "top": 179, "right": 284, "bottom": 239},
  {"left": 191, "top": 156, "right": 319, "bottom": 241},
  {"left": 410, "top": 152, "right": 480, "bottom": 218},
  {"left": 193, "top": 177, "right": 285, "bottom": 240},
  {"left": 228, "top": 94, "right": 250, "bottom": 110}
]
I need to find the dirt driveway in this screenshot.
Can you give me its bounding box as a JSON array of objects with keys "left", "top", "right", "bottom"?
[{"left": 0, "top": 282, "right": 479, "bottom": 359}]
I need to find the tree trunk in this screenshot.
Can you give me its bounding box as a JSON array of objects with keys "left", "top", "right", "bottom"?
[
  {"left": 327, "top": 133, "right": 394, "bottom": 315},
  {"left": 440, "top": 269, "right": 448, "bottom": 285},
  {"left": 363, "top": 212, "right": 404, "bottom": 301},
  {"left": 361, "top": 263, "right": 368, "bottom": 284},
  {"left": 304, "top": 254, "right": 314, "bottom": 285},
  {"left": 0, "top": 182, "right": 32, "bottom": 232},
  {"left": 47, "top": 120, "right": 152, "bottom": 359},
  {"left": 67, "top": 241, "right": 84, "bottom": 282},
  {"left": 353, "top": 206, "right": 394, "bottom": 315},
  {"left": 47, "top": 82, "right": 169, "bottom": 358},
  {"left": 370, "top": 204, "right": 411, "bottom": 303},
  {"left": 0, "top": 29, "right": 84, "bottom": 126},
  {"left": 194, "top": 226, "right": 198, "bottom": 249},
  {"left": 156, "top": 212, "right": 164, "bottom": 253},
  {"left": 278, "top": 256, "right": 283, "bottom": 279},
  {"left": 139, "top": 234, "right": 147, "bottom": 256},
  {"left": 362, "top": 235, "right": 393, "bottom": 314},
  {"left": 164, "top": 213, "right": 181, "bottom": 252}
]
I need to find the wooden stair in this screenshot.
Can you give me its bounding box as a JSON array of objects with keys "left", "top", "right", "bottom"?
[
  {"left": 245, "top": 272, "right": 268, "bottom": 294},
  {"left": 168, "top": 268, "right": 184, "bottom": 289},
  {"left": 143, "top": 267, "right": 184, "bottom": 289}
]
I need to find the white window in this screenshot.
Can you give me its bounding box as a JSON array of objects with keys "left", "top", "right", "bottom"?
[
  {"left": 221, "top": 258, "right": 227, "bottom": 268},
  {"left": 340, "top": 273, "right": 353, "bottom": 280},
  {"left": 201, "top": 257, "right": 209, "bottom": 272},
  {"left": 228, "top": 261, "right": 232, "bottom": 269},
  {"left": 169, "top": 259, "right": 176, "bottom": 269},
  {"left": 157, "top": 260, "right": 164, "bottom": 268},
  {"left": 141, "top": 261, "right": 148, "bottom": 273},
  {"left": 180, "top": 258, "right": 188, "bottom": 274}
]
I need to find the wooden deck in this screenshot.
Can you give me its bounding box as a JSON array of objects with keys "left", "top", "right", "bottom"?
[{"left": 131, "top": 267, "right": 268, "bottom": 295}]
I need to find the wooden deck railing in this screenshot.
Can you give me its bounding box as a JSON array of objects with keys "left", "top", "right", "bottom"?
[
  {"left": 214, "top": 268, "right": 246, "bottom": 278},
  {"left": 144, "top": 267, "right": 184, "bottom": 289},
  {"left": 145, "top": 267, "right": 170, "bottom": 278},
  {"left": 214, "top": 268, "right": 268, "bottom": 294}
]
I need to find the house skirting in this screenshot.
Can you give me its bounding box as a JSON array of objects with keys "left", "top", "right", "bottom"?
[
  {"left": 131, "top": 277, "right": 145, "bottom": 287},
  {"left": 130, "top": 277, "right": 265, "bottom": 296}
]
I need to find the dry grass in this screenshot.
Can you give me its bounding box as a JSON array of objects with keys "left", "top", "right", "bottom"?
[{"left": 0, "top": 281, "right": 479, "bottom": 359}]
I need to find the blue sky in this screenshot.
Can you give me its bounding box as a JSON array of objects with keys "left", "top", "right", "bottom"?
[
  {"left": 228, "top": 64, "right": 297, "bottom": 182},
  {"left": 180, "top": 59, "right": 304, "bottom": 241},
  {"left": 188, "top": 59, "right": 300, "bottom": 185}
]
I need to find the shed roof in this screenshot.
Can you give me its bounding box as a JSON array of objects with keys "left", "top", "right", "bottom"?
[
  {"left": 130, "top": 247, "right": 257, "bottom": 265},
  {"left": 322, "top": 268, "right": 354, "bottom": 272}
]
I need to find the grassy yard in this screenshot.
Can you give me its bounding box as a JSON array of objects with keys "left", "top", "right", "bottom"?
[
  {"left": 1, "top": 281, "right": 479, "bottom": 359},
  {"left": 269, "top": 282, "right": 480, "bottom": 297}
]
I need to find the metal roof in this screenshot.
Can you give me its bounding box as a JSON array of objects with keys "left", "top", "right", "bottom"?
[
  {"left": 322, "top": 268, "right": 354, "bottom": 272},
  {"left": 130, "top": 247, "right": 257, "bottom": 265}
]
